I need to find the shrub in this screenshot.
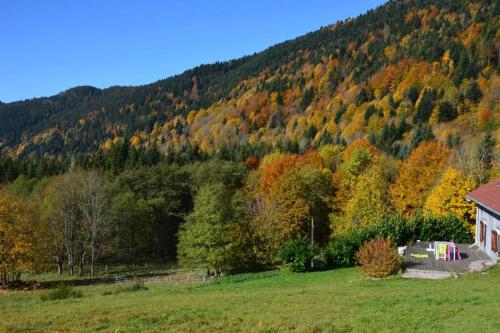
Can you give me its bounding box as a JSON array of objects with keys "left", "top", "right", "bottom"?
[
  {"left": 41, "top": 284, "right": 83, "bottom": 301},
  {"left": 413, "top": 214, "right": 473, "bottom": 244},
  {"left": 355, "top": 238, "right": 400, "bottom": 278},
  {"left": 278, "top": 238, "right": 318, "bottom": 272},
  {"left": 370, "top": 214, "right": 416, "bottom": 246},
  {"left": 324, "top": 231, "right": 368, "bottom": 268}
]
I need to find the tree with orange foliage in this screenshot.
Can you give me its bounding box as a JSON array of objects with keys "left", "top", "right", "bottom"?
[
  {"left": 258, "top": 151, "right": 324, "bottom": 192},
  {"left": 245, "top": 156, "right": 260, "bottom": 169},
  {"left": 0, "top": 193, "right": 40, "bottom": 284},
  {"left": 267, "top": 165, "right": 333, "bottom": 245},
  {"left": 259, "top": 153, "right": 300, "bottom": 192},
  {"left": 477, "top": 104, "right": 493, "bottom": 129},
  {"left": 390, "top": 141, "right": 450, "bottom": 216},
  {"left": 342, "top": 138, "right": 379, "bottom": 161}
]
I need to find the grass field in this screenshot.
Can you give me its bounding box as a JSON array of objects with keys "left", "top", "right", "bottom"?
[{"left": 2, "top": 266, "right": 500, "bottom": 332}]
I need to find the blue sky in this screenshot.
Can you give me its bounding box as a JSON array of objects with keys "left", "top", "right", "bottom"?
[{"left": 0, "top": 1, "right": 386, "bottom": 103}]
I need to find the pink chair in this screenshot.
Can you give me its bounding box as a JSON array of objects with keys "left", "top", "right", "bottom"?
[{"left": 454, "top": 243, "right": 462, "bottom": 260}]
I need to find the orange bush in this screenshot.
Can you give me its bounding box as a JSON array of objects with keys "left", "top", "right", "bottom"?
[{"left": 355, "top": 238, "right": 400, "bottom": 278}]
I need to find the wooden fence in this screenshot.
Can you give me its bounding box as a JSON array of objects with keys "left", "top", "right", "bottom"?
[{"left": 114, "top": 270, "right": 217, "bottom": 285}]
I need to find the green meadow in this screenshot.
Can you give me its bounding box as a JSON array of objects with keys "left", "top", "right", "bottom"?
[{"left": 2, "top": 267, "right": 500, "bottom": 332}]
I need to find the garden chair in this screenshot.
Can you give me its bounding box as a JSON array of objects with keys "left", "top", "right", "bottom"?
[
  {"left": 436, "top": 243, "right": 447, "bottom": 260},
  {"left": 449, "top": 243, "right": 462, "bottom": 260},
  {"left": 454, "top": 243, "right": 462, "bottom": 260}
]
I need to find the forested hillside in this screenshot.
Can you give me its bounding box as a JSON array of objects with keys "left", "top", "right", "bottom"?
[
  {"left": 0, "top": 0, "right": 498, "bottom": 162},
  {"left": 0, "top": 0, "right": 499, "bottom": 283}
]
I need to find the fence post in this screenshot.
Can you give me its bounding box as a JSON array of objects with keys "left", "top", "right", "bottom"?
[
  {"left": 188, "top": 273, "right": 190, "bottom": 283},
  {"left": 115, "top": 275, "right": 118, "bottom": 284}
]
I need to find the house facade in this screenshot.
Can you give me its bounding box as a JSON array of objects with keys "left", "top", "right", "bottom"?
[{"left": 466, "top": 178, "right": 500, "bottom": 261}]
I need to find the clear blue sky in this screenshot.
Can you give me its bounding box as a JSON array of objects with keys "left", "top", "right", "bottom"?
[{"left": 0, "top": 1, "right": 386, "bottom": 103}]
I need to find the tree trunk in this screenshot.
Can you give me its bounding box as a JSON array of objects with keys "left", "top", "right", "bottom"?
[
  {"left": 67, "top": 248, "right": 75, "bottom": 276},
  {"left": 79, "top": 252, "right": 85, "bottom": 276},
  {"left": 90, "top": 247, "right": 95, "bottom": 277},
  {"left": 56, "top": 254, "right": 64, "bottom": 275},
  {"left": 90, "top": 229, "right": 96, "bottom": 277}
]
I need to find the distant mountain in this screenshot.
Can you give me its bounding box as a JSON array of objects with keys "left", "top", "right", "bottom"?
[{"left": 1, "top": 0, "right": 498, "bottom": 159}]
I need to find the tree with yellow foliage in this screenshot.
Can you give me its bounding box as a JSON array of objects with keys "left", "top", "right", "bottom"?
[
  {"left": 0, "top": 194, "right": 39, "bottom": 284},
  {"left": 423, "top": 167, "right": 477, "bottom": 226},
  {"left": 318, "top": 144, "right": 344, "bottom": 172},
  {"left": 333, "top": 139, "right": 379, "bottom": 212},
  {"left": 344, "top": 158, "right": 394, "bottom": 229},
  {"left": 390, "top": 141, "right": 450, "bottom": 217},
  {"left": 384, "top": 45, "right": 397, "bottom": 62}
]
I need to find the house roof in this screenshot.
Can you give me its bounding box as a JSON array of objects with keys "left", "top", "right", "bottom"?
[{"left": 466, "top": 178, "right": 500, "bottom": 216}]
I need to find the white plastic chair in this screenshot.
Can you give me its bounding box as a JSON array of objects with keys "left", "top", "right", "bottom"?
[{"left": 435, "top": 243, "right": 447, "bottom": 260}]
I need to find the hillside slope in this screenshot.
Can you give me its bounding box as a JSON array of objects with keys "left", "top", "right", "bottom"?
[{"left": 0, "top": 0, "right": 498, "bottom": 159}]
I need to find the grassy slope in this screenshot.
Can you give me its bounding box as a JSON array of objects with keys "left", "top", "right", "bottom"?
[{"left": 2, "top": 267, "right": 500, "bottom": 333}]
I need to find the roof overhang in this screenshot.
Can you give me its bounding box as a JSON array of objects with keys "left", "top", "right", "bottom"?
[{"left": 466, "top": 195, "right": 500, "bottom": 217}]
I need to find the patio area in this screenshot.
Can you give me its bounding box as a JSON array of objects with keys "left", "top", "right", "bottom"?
[{"left": 403, "top": 241, "right": 492, "bottom": 278}]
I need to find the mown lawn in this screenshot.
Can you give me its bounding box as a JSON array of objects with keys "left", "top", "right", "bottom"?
[{"left": 2, "top": 267, "right": 500, "bottom": 332}]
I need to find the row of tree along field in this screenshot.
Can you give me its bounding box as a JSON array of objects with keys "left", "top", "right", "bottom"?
[{"left": 0, "top": 131, "right": 497, "bottom": 283}]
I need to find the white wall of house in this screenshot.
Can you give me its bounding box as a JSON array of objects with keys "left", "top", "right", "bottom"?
[{"left": 475, "top": 205, "right": 500, "bottom": 261}]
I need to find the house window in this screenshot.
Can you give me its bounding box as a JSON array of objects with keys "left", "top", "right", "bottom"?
[
  {"left": 492, "top": 231, "right": 498, "bottom": 252},
  {"left": 480, "top": 221, "right": 486, "bottom": 244},
  {"left": 498, "top": 233, "right": 500, "bottom": 254}
]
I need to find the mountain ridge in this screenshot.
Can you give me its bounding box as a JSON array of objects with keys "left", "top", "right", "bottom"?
[{"left": 0, "top": 0, "right": 498, "bottom": 159}]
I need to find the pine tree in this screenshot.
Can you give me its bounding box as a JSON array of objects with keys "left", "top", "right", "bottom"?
[
  {"left": 413, "top": 87, "right": 435, "bottom": 124},
  {"left": 410, "top": 124, "right": 435, "bottom": 149},
  {"left": 437, "top": 101, "right": 456, "bottom": 122},
  {"left": 465, "top": 80, "right": 482, "bottom": 103}
]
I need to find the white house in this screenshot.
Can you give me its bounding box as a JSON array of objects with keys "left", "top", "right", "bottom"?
[{"left": 466, "top": 178, "right": 500, "bottom": 261}]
